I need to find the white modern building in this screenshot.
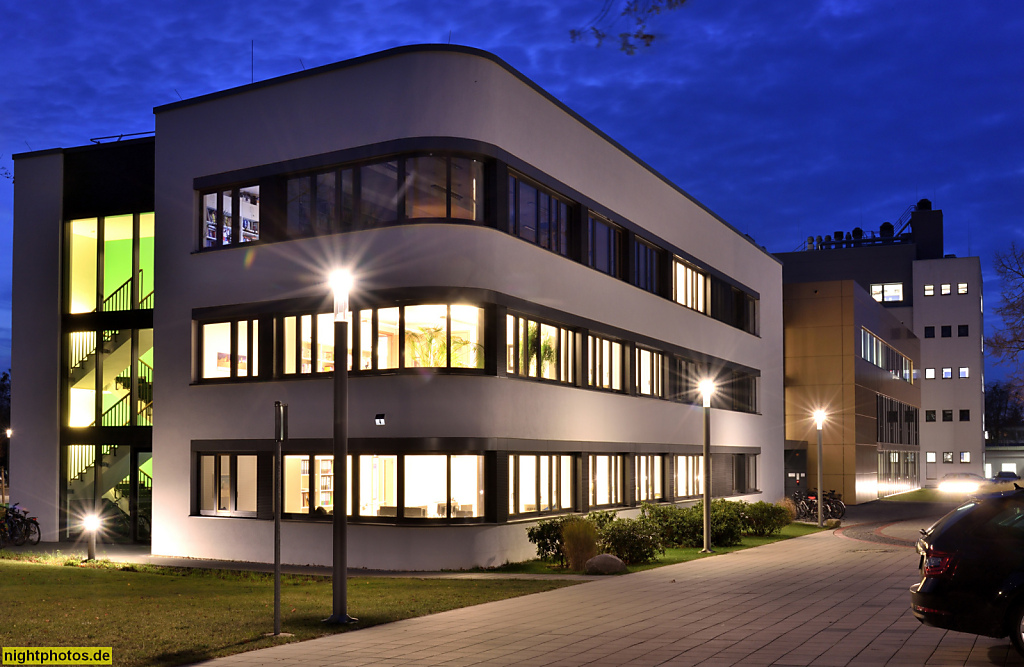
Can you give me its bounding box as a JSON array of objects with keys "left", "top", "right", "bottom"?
[
  {"left": 777, "top": 203, "right": 985, "bottom": 489},
  {"left": 11, "top": 45, "right": 784, "bottom": 569}
]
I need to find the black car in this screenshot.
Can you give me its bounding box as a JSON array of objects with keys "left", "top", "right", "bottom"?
[
  {"left": 993, "top": 471, "right": 1022, "bottom": 483},
  {"left": 911, "top": 486, "right": 1024, "bottom": 654}
]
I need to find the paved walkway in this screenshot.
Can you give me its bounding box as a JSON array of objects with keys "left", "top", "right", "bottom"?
[{"left": 180, "top": 500, "right": 1024, "bottom": 667}]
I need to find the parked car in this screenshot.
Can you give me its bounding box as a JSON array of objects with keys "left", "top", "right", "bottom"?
[
  {"left": 992, "top": 471, "right": 1022, "bottom": 483},
  {"left": 911, "top": 487, "right": 1024, "bottom": 655},
  {"left": 937, "top": 472, "right": 989, "bottom": 494}
]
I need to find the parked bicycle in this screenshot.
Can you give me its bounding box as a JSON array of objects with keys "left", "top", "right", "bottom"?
[
  {"left": 791, "top": 489, "right": 846, "bottom": 522},
  {"left": 0, "top": 503, "right": 41, "bottom": 547}
]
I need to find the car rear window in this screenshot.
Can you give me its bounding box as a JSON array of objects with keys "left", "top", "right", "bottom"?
[{"left": 971, "top": 498, "right": 1024, "bottom": 540}]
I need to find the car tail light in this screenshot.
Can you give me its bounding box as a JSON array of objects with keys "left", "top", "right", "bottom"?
[{"left": 923, "top": 548, "right": 957, "bottom": 577}]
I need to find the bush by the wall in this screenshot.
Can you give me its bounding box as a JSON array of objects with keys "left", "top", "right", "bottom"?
[
  {"left": 526, "top": 516, "right": 572, "bottom": 566},
  {"left": 586, "top": 509, "right": 618, "bottom": 532},
  {"left": 674, "top": 499, "right": 744, "bottom": 547},
  {"left": 599, "top": 516, "right": 665, "bottom": 565},
  {"left": 562, "top": 517, "right": 599, "bottom": 571},
  {"left": 639, "top": 502, "right": 693, "bottom": 547},
  {"left": 740, "top": 500, "right": 793, "bottom": 536}
]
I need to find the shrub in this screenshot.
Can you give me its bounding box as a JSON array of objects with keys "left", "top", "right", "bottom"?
[
  {"left": 562, "top": 517, "right": 599, "bottom": 571},
  {"left": 598, "top": 516, "right": 665, "bottom": 565},
  {"left": 740, "top": 500, "right": 793, "bottom": 536},
  {"left": 639, "top": 502, "right": 692, "bottom": 547},
  {"left": 675, "top": 499, "right": 744, "bottom": 548},
  {"left": 777, "top": 497, "right": 798, "bottom": 523},
  {"left": 586, "top": 509, "right": 618, "bottom": 532},
  {"left": 526, "top": 516, "right": 572, "bottom": 566}
]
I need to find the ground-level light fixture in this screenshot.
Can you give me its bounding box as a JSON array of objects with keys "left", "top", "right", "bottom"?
[
  {"left": 813, "top": 409, "right": 827, "bottom": 528},
  {"left": 83, "top": 514, "right": 101, "bottom": 561},
  {"left": 698, "top": 379, "right": 715, "bottom": 553}
]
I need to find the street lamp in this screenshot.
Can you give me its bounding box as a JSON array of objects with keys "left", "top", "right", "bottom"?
[
  {"left": 698, "top": 379, "right": 715, "bottom": 554},
  {"left": 813, "top": 409, "right": 826, "bottom": 528},
  {"left": 83, "top": 514, "right": 100, "bottom": 561},
  {"left": 325, "top": 270, "right": 356, "bottom": 624}
]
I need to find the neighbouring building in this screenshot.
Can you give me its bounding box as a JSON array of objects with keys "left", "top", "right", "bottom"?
[
  {"left": 10, "top": 45, "right": 784, "bottom": 569},
  {"left": 776, "top": 202, "right": 984, "bottom": 489},
  {"left": 784, "top": 280, "right": 921, "bottom": 504}
]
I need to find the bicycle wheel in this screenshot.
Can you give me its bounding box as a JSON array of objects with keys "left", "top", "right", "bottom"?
[
  {"left": 25, "top": 520, "right": 41, "bottom": 545},
  {"left": 11, "top": 521, "right": 27, "bottom": 547}
]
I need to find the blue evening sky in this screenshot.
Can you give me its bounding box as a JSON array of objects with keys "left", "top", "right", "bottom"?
[{"left": 2, "top": 0, "right": 1022, "bottom": 379}]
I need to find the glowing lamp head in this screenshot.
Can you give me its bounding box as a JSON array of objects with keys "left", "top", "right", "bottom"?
[
  {"left": 82, "top": 514, "right": 101, "bottom": 533},
  {"left": 329, "top": 269, "right": 355, "bottom": 321},
  {"left": 698, "top": 379, "right": 715, "bottom": 408},
  {"left": 813, "top": 410, "right": 827, "bottom": 430}
]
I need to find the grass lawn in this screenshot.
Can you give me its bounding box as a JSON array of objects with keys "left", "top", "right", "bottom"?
[
  {"left": 482, "top": 522, "right": 824, "bottom": 575},
  {"left": 885, "top": 484, "right": 1019, "bottom": 503},
  {"left": 0, "top": 555, "right": 577, "bottom": 667}
]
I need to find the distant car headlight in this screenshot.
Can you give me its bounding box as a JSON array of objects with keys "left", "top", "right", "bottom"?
[{"left": 938, "top": 480, "right": 980, "bottom": 493}]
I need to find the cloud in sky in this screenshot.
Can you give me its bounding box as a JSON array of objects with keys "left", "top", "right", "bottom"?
[{"left": 1, "top": 0, "right": 1023, "bottom": 376}]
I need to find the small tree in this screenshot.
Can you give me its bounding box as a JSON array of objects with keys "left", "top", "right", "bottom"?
[
  {"left": 989, "top": 244, "right": 1024, "bottom": 387},
  {"left": 571, "top": 0, "right": 690, "bottom": 54}
]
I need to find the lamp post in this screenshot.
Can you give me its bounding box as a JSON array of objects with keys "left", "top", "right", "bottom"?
[
  {"left": 698, "top": 379, "right": 715, "bottom": 554},
  {"left": 813, "top": 409, "right": 826, "bottom": 528},
  {"left": 325, "top": 270, "right": 356, "bottom": 624}
]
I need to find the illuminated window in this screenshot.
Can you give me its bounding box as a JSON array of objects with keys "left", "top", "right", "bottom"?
[
  {"left": 925, "top": 368, "right": 935, "bottom": 379},
  {"left": 926, "top": 452, "right": 937, "bottom": 463},
  {"left": 282, "top": 454, "right": 352, "bottom": 517},
  {"left": 202, "top": 186, "right": 259, "bottom": 248},
  {"left": 674, "top": 259, "right": 709, "bottom": 314},
  {"left": 201, "top": 320, "right": 259, "bottom": 380},
  {"left": 587, "top": 334, "right": 623, "bottom": 391},
  {"left": 506, "top": 314, "right": 575, "bottom": 383},
  {"left": 590, "top": 455, "right": 623, "bottom": 506},
  {"left": 635, "top": 348, "right": 664, "bottom": 397},
  {"left": 941, "top": 284, "right": 951, "bottom": 295},
  {"left": 359, "top": 454, "right": 397, "bottom": 517},
  {"left": 924, "top": 284, "right": 934, "bottom": 296},
  {"left": 961, "top": 452, "right": 971, "bottom": 463},
  {"left": 676, "top": 455, "right": 703, "bottom": 497},
  {"left": 635, "top": 455, "right": 663, "bottom": 501},
  {"left": 869, "top": 283, "right": 903, "bottom": 302},
  {"left": 509, "top": 454, "right": 573, "bottom": 516},
  {"left": 958, "top": 283, "right": 968, "bottom": 294},
  {"left": 942, "top": 452, "right": 953, "bottom": 463},
  {"left": 198, "top": 454, "right": 258, "bottom": 515},
  {"left": 405, "top": 455, "right": 484, "bottom": 519},
  {"left": 942, "top": 368, "right": 952, "bottom": 379},
  {"left": 959, "top": 367, "right": 969, "bottom": 378}
]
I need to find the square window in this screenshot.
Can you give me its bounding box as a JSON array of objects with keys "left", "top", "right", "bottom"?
[
  {"left": 942, "top": 452, "right": 954, "bottom": 463},
  {"left": 959, "top": 367, "right": 969, "bottom": 378},
  {"left": 924, "top": 284, "right": 934, "bottom": 296},
  {"left": 942, "top": 368, "right": 952, "bottom": 379},
  {"left": 959, "top": 409, "right": 970, "bottom": 421},
  {"left": 925, "top": 368, "right": 935, "bottom": 379},
  {"left": 924, "top": 326, "right": 935, "bottom": 339},
  {"left": 942, "top": 410, "right": 953, "bottom": 422},
  {"left": 925, "top": 410, "right": 936, "bottom": 422},
  {"left": 958, "top": 325, "right": 969, "bottom": 337},
  {"left": 941, "top": 284, "right": 951, "bottom": 295},
  {"left": 961, "top": 451, "right": 971, "bottom": 463},
  {"left": 958, "top": 283, "right": 968, "bottom": 294},
  {"left": 926, "top": 452, "right": 937, "bottom": 463},
  {"left": 941, "top": 325, "right": 952, "bottom": 338}
]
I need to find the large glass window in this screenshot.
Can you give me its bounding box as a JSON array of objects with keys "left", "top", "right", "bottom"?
[
  {"left": 198, "top": 454, "right": 257, "bottom": 516},
  {"left": 587, "top": 335, "right": 623, "bottom": 391},
  {"left": 508, "top": 174, "right": 570, "bottom": 255},
  {"left": 590, "top": 454, "right": 623, "bottom": 506},
  {"left": 283, "top": 454, "right": 352, "bottom": 517},
  {"left": 676, "top": 455, "right": 703, "bottom": 497},
  {"left": 674, "top": 259, "right": 709, "bottom": 314},
  {"left": 506, "top": 314, "right": 575, "bottom": 383},
  {"left": 870, "top": 283, "right": 904, "bottom": 302},
  {"left": 405, "top": 305, "right": 449, "bottom": 368},
  {"left": 66, "top": 328, "right": 154, "bottom": 427},
  {"left": 403, "top": 454, "right": 484, "bottom": 519},
  {"left": 860, "top": 327, "right": 913, "bottom": 383},
  {"left": 359, "top": 454, "right": 398, "bottom": 517},
  {"left": 509, "top": 454, "right": 573, "bottom": 516},
  {"left": 635, "top": 348, "right": 664, "bottom": 397},
  {"left": 360, "top": 161, "right": 399, "bottom": 227},
  {"left": 588, "top": 215, "right": 622, "bottom": 278},
  {"left": 635, "top": 455, "right": 663, "bottom": 501},
  {"left": 279, "top": 312, "right": 352, "bottom": 376},
  {"left": 68, "top": 213, "right": 155, "bottom": 313},
  {"left": 203, "top": 187, "right": 259, "bottom": 248},
  {"left": 201, "top": 319, "right": 260, "bottom": 380}
]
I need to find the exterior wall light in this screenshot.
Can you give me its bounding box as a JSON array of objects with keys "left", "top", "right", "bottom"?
[{"left": 375, "top": 414, "right": 386, "bottom": 426}]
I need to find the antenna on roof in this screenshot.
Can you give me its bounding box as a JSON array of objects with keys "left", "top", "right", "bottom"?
[
  {"left": 300, "top": 58, "right": 306, "bottom": 70},
  {"left": 448, "top": 30, "right": 452, "bottom": 44},
  {"left": 251, "top": 40, "right": 254, "bottom": 83},
  {"left": 174, "top": 89, "right": 183, "bottom": 101}
]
